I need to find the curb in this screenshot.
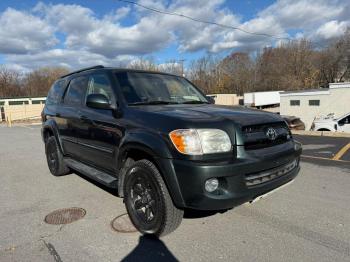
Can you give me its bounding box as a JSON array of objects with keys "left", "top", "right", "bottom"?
[{"left": 292, "top": 130, "right": 350, "bottom": 138}]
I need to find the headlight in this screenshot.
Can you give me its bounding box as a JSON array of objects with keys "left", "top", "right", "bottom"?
[{"left": 169, "top": 129, "right": 232, "bottom": 155}]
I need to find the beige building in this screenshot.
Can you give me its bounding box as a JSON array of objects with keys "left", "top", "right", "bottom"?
[
  {"left": 280, "top": 82, "right": 350, "bottom": 130},
  {"left": 208, "top": 94, "right": 243, "bottom": 106}
]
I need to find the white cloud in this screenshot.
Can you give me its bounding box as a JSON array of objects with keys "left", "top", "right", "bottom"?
[
  {"left": 315, "top": 20, "right": 349, "bottom": 39},
  {"left": 259, "top": 0, "right": 344, "bottom": 29},
  {"left": 6, "top": 49, "right": 135, "bottom": 71},
  {"left": 1, "top": 0, "right": 350, "bottom": 71},
  {"left": 0, "top": 8, "right": 57, "bottom": 54}
]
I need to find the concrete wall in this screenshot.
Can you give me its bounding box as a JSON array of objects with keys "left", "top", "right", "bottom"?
[{"left": 280, "top": 88, "right": 350, "bottom": 130}]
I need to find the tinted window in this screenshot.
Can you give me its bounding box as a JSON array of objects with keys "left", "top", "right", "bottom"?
[
  {"left": 86, "top": 74, "right": 114, "bottom": 103},
  {"left": 309, "top": 100, "right": 320, "bottom": 106},
  {"left": 290, "top": 100, "right": 300, "bottom": 106},
  {"left": 46, "top": 80, "right": 67, "bottom": 105},
  {"left": 64, "top": 77, "right": 88, "bottom": 106}
]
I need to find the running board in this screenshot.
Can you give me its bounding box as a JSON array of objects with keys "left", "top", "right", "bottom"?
[{"left": 64, "top": 158, "right": 118, "bottom": 188}]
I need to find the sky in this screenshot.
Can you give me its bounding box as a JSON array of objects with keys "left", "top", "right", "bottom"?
[{"left": 0, "top": 0, "right": 349, "bottom": 71}]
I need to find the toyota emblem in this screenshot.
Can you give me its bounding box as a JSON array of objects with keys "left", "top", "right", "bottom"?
[{"left": 266, "top": 127, "right": 277, "bottom": 140}]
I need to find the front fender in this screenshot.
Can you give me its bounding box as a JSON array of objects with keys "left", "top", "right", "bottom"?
[
  {"left": 117, "top": 130, "right": 185, "bottom": 207},
  {"left": 119, "top": 130, "right": 173, "bottom": 159}
]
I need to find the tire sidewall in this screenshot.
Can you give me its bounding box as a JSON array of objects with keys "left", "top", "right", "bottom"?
[
  {"left": 124, "top": 164, "right": 166, "bottom": 235},
  {"left": 45, "top": 137, "right": 59, "bottom": 175}
]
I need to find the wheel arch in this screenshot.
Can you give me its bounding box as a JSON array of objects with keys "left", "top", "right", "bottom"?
[
  {"left": 117, "top": 135, "right": 185, "bottom": 208},
  {"left": 42, "top": 120, "right": 64, "bottom": 154}
]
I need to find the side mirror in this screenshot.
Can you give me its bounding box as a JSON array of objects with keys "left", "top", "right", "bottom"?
[
  {"left": 206, "top": 96, "right": 215, "bottom": 104},
  {"left": 86, "top": 94, "right": 111, "bottom": 110}
]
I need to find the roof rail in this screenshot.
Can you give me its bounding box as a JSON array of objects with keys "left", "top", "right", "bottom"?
[{"left": 60, "top": 65, "right": 104, "bottom": 78}]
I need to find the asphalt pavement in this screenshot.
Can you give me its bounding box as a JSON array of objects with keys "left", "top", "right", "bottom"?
[{"left": 0, "top": 125, "right": 349, "bottom": 261}]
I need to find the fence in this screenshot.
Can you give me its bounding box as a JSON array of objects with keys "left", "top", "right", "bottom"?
[{"left": 0, "top": 97, "right": 46, "bottom": 123}]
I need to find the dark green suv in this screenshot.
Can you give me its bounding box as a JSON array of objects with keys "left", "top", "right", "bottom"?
[{"left": 42, "top": 65, "right": 301, "bottom": 236}]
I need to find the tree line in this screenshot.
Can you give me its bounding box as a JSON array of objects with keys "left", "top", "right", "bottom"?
[{"left": 1, "top": 29, "right": 349, "bottom": 98}]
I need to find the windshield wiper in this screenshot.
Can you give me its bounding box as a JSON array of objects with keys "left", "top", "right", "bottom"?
[
  {"left": 128, "top": 100, "right": 179, "bottom": 106},
  {"left": 181, "top": 100, "right": 209, "bottom": 104}
]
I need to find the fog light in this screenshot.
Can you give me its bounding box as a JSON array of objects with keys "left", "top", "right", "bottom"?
[{"left": 205, "top": 178, "right": 219, "bottom": 192}]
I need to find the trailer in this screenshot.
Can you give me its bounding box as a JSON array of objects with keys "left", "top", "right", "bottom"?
[{"left": 244, "top": 91, "right": 281, "bottom": 107}]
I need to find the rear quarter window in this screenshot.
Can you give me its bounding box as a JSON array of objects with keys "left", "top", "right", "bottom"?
[{"left": 46, "top": 80, "right": 67, "bottom": 105}]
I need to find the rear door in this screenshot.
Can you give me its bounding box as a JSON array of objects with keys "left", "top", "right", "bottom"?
[
  {"left": 58, "top": 76, "right": 88, "bottom": 158},
  {"left": 77, "top": 73, "right": 122, "bottom": 172}
]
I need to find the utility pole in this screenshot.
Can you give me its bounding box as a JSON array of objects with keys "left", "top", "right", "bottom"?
[{"left": 178, "top": 59, "right": 186, "bottom": 77}]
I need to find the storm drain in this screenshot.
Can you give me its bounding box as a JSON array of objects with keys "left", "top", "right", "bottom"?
[
  {"left": 44, "top": 207, "right": 86, "bottom": 225},
  {"left": 111, "top": 213, "right": 138, "bottom": 233}
]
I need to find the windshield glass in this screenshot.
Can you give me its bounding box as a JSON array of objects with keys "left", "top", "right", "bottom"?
[{"left": 115, "top": 72, "right": 208, "bottom": 105}]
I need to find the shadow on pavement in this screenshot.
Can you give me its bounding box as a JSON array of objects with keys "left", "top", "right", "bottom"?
[{"left": 122, "top": 235, "right": 178, "bottom": 262}]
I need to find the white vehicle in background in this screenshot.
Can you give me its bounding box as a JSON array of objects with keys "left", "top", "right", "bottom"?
[{"left": 311, "top": 113, "right": 350, "bottom": 132}]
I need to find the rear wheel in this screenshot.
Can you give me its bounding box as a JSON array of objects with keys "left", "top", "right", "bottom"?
[
  {"left": 45, "top": 136, "right": 70, "bottom": 176},
  {"left": 124, "top": 159, "right": 183, "bottom": 237}
]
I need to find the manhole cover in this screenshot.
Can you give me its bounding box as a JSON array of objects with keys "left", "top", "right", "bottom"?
[
  {"left": 44, "top": 207, "right": 86, "bottom": 225},
  {"left": 111, "top": 213, "right": 138, "bottom": 233}
]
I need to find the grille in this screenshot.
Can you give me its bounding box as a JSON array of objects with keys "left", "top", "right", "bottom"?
[
  {"left": 245, "top": 160, "right": 298, "bottom": 187},
  {"left": 242, "top": 122, "right": 290, "bottom": 150}
]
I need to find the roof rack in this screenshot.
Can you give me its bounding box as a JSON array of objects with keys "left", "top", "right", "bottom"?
[{"left": 60, "top": 65, "right": 104, "bottom": 78}]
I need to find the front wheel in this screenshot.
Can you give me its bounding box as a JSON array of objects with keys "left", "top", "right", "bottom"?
[{"left": 124, "top": 159, "right": 183, "bottom": 237}]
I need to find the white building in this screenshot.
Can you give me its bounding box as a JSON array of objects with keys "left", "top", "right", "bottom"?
[{"left": 280, "top": 82, "right": 350, "bottom": 130}]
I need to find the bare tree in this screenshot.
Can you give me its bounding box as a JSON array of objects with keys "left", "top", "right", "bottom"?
[
  {"left": 0, "top": 66, "right": 23, "bottom": 98},
  {"left": 127, "top": 57, "right": 159, "bottom": 71},
  {"left": 23, "top": 67, "right": 69, "bottom": 97}
]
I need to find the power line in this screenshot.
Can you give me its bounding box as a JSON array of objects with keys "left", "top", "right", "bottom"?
[{"left": 117, "top": 0, "right": 293, "bottom": 41}]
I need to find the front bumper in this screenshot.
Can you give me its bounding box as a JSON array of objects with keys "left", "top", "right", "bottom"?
[{"left": 168, "top": 141, "right": 302, "bottom": 210}]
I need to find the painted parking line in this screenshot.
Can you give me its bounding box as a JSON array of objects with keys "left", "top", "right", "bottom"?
[
  {"left": 301, "top": 154, "right": 350, "bottom": 163},
  {"left": 332, "top": 143, "right": 350, "bottom": 160}
]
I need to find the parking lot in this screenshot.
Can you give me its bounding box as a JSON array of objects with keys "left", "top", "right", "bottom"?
[{"left": 0, "top": 124, "right": 349, "bottom": 262}]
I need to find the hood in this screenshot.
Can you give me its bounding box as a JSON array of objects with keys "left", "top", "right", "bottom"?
[{"left": 135, "top": 104, "right": 283, "bottom": 126}]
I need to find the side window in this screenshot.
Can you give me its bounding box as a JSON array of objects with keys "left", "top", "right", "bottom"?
[
  {"left": 86, "top": 74, "right": 115, "bottom": 104},
  {"left": 309, "top": 100, "right": 320, "bottom": 106},
  {"left": 290, "top": 100, "right": 300, "bottom": 106},
  {"left": 64, "top": 76, "right": 88, "bottom": 106},
  {"left": 339, "top": 115, "right": 350, "bottom": 125},
  {"left": 46, "top": 80, "right": 66, "bottom": 105}
]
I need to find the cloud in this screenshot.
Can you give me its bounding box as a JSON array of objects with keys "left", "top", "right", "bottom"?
[
  {"left": 1, "top": 0, "right": 350, "bottom": 71},
  {"left": 6, "top": 49, "right": 135, "bottom": 71},
  {"left": 0, "top": 8, "right": 57, "bottom": 54},
  {"left": 259, "top": 0, "right": 344, "bottom": 29},
  {"left": 315, "top": 20, "right": 349, "bottom": 39}
]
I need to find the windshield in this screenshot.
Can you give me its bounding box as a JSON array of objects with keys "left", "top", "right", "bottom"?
[{"left": 115, "top": 72, "right": 208, "bottom": 105}]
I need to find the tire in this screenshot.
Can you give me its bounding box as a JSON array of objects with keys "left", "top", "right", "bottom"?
[
  {"left": 124, "top": 159, "right": 183, "bottom": 237},
  {"left": 45, "top": 136, "right": 70, "bottom": 176}
]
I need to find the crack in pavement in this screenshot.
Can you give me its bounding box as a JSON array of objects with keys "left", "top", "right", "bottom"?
[{"left": 42, "top": 240, "right": 63, "bottom": 262}]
